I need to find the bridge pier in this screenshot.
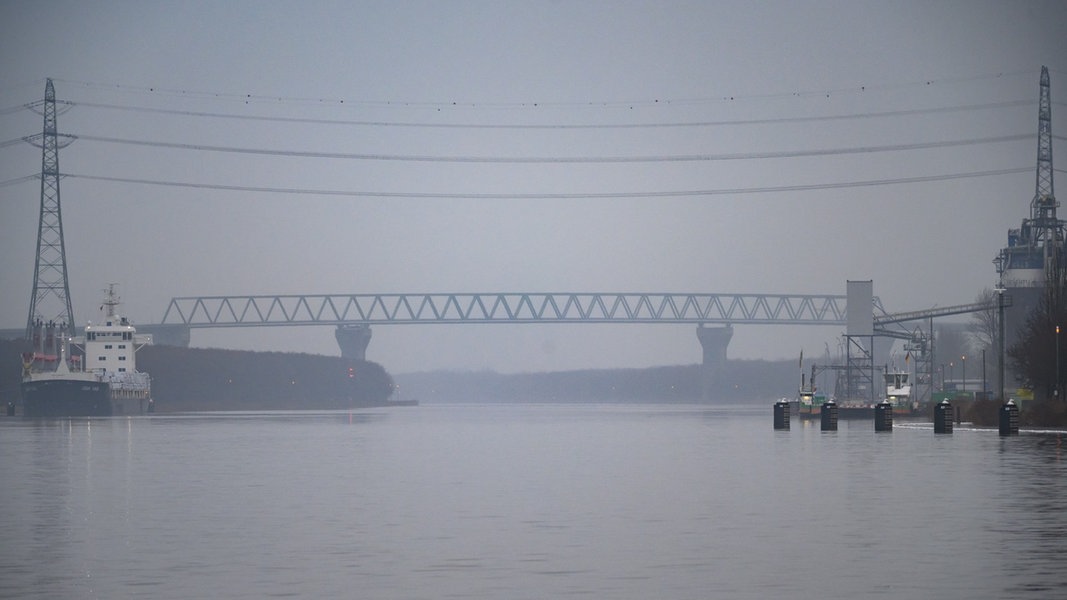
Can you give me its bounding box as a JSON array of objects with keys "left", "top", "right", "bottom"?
[
  {"left": 335, "top": 324, "right": 372, "bottom": 361},
  {"left": 696, "top": 324, "right": 733, "bottom": 402}
]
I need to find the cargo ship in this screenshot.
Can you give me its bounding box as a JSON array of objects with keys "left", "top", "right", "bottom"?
[{"left": 21, "top": 286, "right": 153, "bottom": 417}]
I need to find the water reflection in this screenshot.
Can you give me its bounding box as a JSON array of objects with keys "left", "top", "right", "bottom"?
[
  {"left": 2, "top": 407, "right": 1066, "bottom": 599},
  {"left": 992, "top": 432, "right": 1067, "bottom": 597}
]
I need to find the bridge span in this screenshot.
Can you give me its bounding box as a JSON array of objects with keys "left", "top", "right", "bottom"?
[
  {"left": 159, "top": 292, "right": 878, "bottom": 327},
  {"left": 153, "top": 291, "right": 994, "bottom": 401},
  {"left": 152, "top": 291, "right": 886, "bottom": 398}
]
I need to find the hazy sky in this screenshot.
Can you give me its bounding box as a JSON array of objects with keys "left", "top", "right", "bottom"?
[{"left": 1, "top": 1, "right": 1065, "bottom": 374}]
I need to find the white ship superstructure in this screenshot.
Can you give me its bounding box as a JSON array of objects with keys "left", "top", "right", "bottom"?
[{"left": 74, "top": 287, "right": 153, "bottom": 404}]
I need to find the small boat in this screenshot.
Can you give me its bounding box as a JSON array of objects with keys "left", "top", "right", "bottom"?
[
  {"left": 796, "top": 372, "right": 826, "bottom": 418},
  {"left": 884, "top": 369, "right": 919, "bottom": 416}
]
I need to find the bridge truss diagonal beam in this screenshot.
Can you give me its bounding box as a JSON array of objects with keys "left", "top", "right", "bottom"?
[{"left": 160, "top": 293, "right": 865, "bottom": 327}]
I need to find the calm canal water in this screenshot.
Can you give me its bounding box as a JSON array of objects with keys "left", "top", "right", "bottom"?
[{"left": 1, "top": 402, "right": 1065, "bottom": 599}]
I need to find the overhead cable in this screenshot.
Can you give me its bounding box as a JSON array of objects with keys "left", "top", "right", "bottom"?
[
  {"left": 59, "top": 168, "right": 1030, "bottom": 199},
  {"left": 53, "top": 98, "right": 1035, "bottom": 130},
  {"left": 74, "top": 133, "right": 1032, "bottom": 163},
  {"left": 49, "top": 70, "right": 1035, "bottom": 109},
  {"left": 0, "top": 174, "right": 39, "bottom": 187},
  {"left": 0, "top": 137, "right": 30, "bottom": 148}
]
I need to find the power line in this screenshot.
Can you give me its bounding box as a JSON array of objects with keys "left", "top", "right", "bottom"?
[
  {"left": 0, "top": 103, "right": 33, "bottom": 116},
  {"left": 0, "top": 137, "right": 30, "bottom": 149},
  {"left": 46, "top": 98, "right": 1035, "bottom": 130},
  {"left": 0, "top": 69, "right": 1051, "bottom": 128},
  {"left": 58, "top": 168, "right": 1030, "bottom": 199},
  {"left": 3, "top": 167, "right": 1050, "bottom": 193},
  {"left": 0, "top": 97, "right": 1038, "bottom": 129},
  {"left": 49, "top": 70, "right": 1036, "bottom": 109},
  {"left": 0, "top": 174, "right": 37, "bottom": 187},
  {"left": 74, "top": 133, "right": 1032, "bottom": 164}
]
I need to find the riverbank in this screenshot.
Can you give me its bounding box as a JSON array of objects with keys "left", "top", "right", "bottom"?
[{"left": 966, "top": 397, "right": 1067, "bottom": 427}]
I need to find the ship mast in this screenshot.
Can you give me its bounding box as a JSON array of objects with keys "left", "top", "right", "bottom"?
[{"left": 103, "top": 284, "right": 121, "bottom": 319}]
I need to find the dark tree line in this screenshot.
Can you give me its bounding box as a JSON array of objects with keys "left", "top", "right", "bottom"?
[
  {"left": 138, "top": 345, "right": 396, "bottom": 411},
  {"left": 1006, "top": 247, "right": 1067, "bottom": 421}
]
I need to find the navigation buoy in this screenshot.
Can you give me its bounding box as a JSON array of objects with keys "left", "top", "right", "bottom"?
[
  {"left": 874, "top": 400, "right": 893, "bottom": 432},
  {"left": 820, "top": 400, "right": 838, "bottom": 431},
  {"left": 999, "top": 399, "right": 1019, "bottom": 436},
  {"left": 934, "top": 399, "right": 953, "bottom": 434},
  {"left": 773, "top": 400, "right": 790, "bottom": 430}
]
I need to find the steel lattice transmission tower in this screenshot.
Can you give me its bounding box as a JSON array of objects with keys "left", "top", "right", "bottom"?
[
  {"left": 24, "top": 78, "right": 77, "bottom": 338},
  {"left": 995, "top": 66, "right": 1062, "bottom": 283},
  {"left": 1030, "top": 65, "right": 1057, "bottom": 245}
]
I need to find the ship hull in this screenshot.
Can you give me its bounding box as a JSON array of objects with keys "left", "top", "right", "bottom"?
[
  {"left": 797, "top": 405, "right": 918, "bottom": 420},
  {"left": 21, "top": 379, "right": 119, "bottom": 417}
]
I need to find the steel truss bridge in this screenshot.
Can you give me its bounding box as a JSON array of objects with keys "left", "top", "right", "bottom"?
[
  {"left": 152, "top": 292, "right": 996, "bottom": 404},
  {"left": 160, "top": 293, "right": 890, "bottom": 327}
]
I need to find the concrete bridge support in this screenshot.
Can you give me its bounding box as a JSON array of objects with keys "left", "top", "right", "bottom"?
[
  {"left": 697, "top": 324, "right": 733, "bottom": 402},
  {"left": 335, "top": 324, "right": 372, "bottom": 361}
]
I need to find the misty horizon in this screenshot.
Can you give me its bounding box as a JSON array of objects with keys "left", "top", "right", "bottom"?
[{"left": 2, "top": 1, "right": 1064, "bottom": 373}]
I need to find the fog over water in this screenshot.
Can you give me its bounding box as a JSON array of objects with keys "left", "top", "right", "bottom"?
[{"left": 1, "top": 1, "right": 1065, "bottom": 373}]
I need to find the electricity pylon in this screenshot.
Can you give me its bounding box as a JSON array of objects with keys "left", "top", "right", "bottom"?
[{"left": 25, "top": 78, "right": 77, "bottom": 338}]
